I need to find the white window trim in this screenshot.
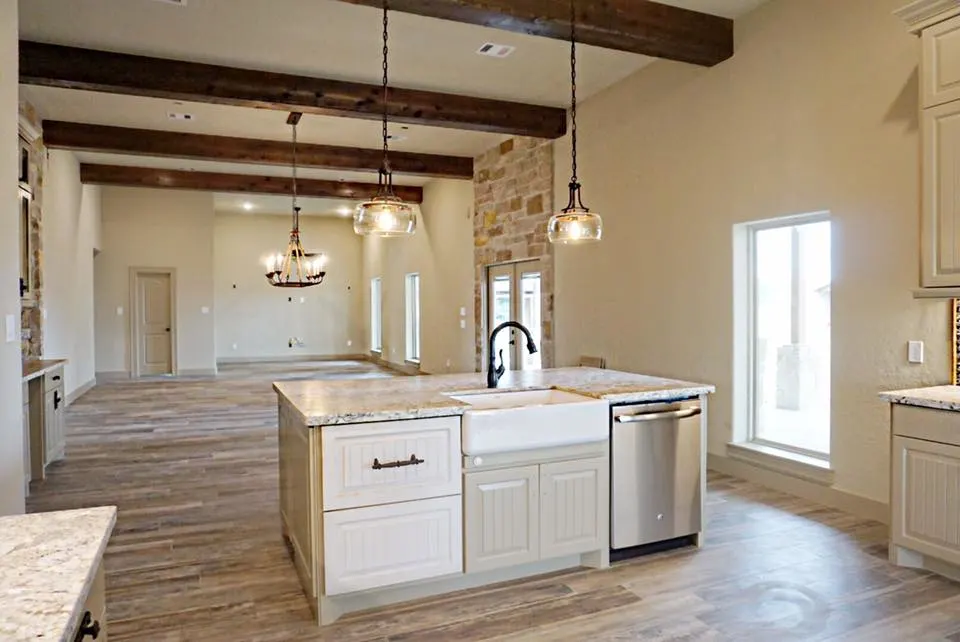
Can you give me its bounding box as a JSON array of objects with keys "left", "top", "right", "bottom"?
[
  {"left": 370, "top": 277, "right": 382, "bottom": 354},
  {"left": 404, "top": 273, "right": 420, "bottom": 364},
  {"left": 732, "top": 211, "right": 833, "bottom": 480}
]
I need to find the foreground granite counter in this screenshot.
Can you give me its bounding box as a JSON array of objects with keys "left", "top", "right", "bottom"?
[
  {"left": 274, "top": 367, "right": 715, "bottom": 426},
  {"left": 0, "top": 506, "right": 116, "bottom": 642},
  {"left": 22, "top": 359, "right": 67, "bottom": 382},
  {"left": 879, "top": 385, "right": 960, "bottom": 412}
]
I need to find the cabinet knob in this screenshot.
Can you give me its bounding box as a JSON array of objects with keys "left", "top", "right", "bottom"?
[
  {"left": 473, "top": 457, "right": 483, "bottom": 466},
  {"left": 75, "top": 611, "right": 101, "bottom": 640}
]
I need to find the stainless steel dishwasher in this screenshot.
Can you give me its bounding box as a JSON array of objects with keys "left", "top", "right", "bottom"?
[{"left": 610, "top": 398, "right": 703, "bottom": 557}]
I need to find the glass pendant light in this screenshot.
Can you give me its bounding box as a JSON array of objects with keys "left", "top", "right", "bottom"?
[
  {"left": 354, "top": 0, "right": 416, "bottom": 237},
  {"left": 264, "top": 113, "right": 328, "bottom": 288},
  {"left": 548, "top": 0, "right": 602, "bottom": 245}
]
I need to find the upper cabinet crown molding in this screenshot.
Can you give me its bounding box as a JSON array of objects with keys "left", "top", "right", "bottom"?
[{"left": 896, "top": 0, "right": 960, "bottom": 34}]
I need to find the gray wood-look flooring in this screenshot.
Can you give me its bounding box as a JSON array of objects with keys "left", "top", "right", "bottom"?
[{"left": 25, "top": 361, "right": 960, "bottom": 641}]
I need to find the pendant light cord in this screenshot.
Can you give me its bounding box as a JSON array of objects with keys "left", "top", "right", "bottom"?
[
  {"left": 291, "top": 120, "right": 300, "bottom": 231},
  {"left": 569, "top": 0, "right": 578, "bottom": 187}
]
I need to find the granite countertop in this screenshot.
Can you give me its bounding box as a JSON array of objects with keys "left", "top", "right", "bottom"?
[
  {"left": 274, "top": 367, "right": 715, "bottom": 426},
  {"left": 22, "top": 359, "right": 67, "bottom": 382},
  {"left": 879, "top": 385, "right": 960, "bottom": 412},
  {"left": 0, "top": 506, "right": 117, "bottom": 642}
]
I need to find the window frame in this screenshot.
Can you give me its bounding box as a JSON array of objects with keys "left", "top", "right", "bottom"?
[
  {"left": 370, "top": 276, "right": 382, "bottom": 354},
  {"left": 404, "top": 273, "right": 421, "bottom": 363},
  {"left": 745, "top": 211, "right": 831, "bottom": 461}
]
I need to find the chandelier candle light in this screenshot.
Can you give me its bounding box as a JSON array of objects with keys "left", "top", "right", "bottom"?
[
  {"left": 548, "top": 0, "right": 603, "bottom": 245},
  {"left": 353, "top": 0, "right": 417, "bottom": 237},
  {"left": 264, "top": 112, "right": 328, "bottom": 288}
]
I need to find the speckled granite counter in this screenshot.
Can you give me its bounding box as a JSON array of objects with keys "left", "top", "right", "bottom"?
[
  {"left": 22, "top": 359, "right": 67, "bottom": 382},
  {"left": 0, "top": 506, "right": 116, "bottom": 642},
  {"left": 879, "top": 385, "right": 960, "bottom": 412},
  {"left": 274, "top": 367, "right": 715, "bottom": 426}
]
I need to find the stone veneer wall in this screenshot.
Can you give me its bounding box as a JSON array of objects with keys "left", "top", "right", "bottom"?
[
  {"left": 473, "top": 137, "right": 555, "bottom": 370},
  {"left": 19, "top": 100, "right": 43, "bottom": 358}
]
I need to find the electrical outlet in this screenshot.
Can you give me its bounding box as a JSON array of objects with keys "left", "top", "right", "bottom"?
[
  {"left": 201, "top": 306, "right": 210, "bottom": 315},
  {"left": 460, "top": 319, "right": 466, "bottom": 329},
  {"left": 4, "top": 314, "right": 16, "bottom": 343},
  {"left": 908, "top": 340, "right": 924, "bottom": 364},
  {"left": 347, "top": 340, "right": 353, "bottom": 347},
  {"left": 116, "top": 306, "right": 124, "bottom": 316},
  {"left": 460, "top": 307, "right": 466, "bottom": 317}
]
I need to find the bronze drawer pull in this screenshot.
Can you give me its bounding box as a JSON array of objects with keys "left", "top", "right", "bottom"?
[{"left": 372, "top": 454, "right": 425, "bottom": 470}]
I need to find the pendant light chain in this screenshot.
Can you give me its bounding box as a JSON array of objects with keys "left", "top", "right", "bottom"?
[
  {"left": 291, "top": 120, "right": 299, "bottom": 230},
  {"left": 569, "top": 0, "right": 578, "bottom": 186},
  {"left": 381, "top": 0, "right": 391, "bottom": 178}
]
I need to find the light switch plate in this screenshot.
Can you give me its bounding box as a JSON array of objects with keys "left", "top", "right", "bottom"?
[
  {"left": 201, "top": 306, "right": 210, "bottom": 315},
  {"left": 460, "top": 319, "right": 466, "bottom": 329},
  {"left": 4, "top": 314, "right": 15, "bottom": 343},
  {"left": 908, "top": 340, "right": 924, "bottom": 364},
  {"left": 116, "top": 306, "right": 124, "bottom": 316},
  {"left": 460, "top": 307, "right": 466, "bottom": 317}
]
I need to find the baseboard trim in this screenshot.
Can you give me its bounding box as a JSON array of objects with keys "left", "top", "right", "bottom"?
[
  {"left": 708, "top": 453, "right": 889, "bottom": 524},
  {"left": 216, "top": 354, "right": 368, "bottom": 365},
  {"left": 67, "top": 378, "right": 96, "bottom": 406},
  {"left": 96, "top": 371, "right": 130, "bottom": 384}
]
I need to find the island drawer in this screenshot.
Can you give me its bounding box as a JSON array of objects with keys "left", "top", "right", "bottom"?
[
  {"left": 893, "top": 404, "right": 960, "bottom": 448},
  {"left": 321, "top": 416, "right": 461, "bottom": 510},
  {"left": 44, "top": 366, "right": 64, "bottom": 393},
  {"left": 323, "top": 495, "right": 463, "bottom": 595}
]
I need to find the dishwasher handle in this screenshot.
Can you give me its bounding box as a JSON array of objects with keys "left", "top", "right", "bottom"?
[{"left": 615, "top": 407, "right": 701, "bottom": 423}]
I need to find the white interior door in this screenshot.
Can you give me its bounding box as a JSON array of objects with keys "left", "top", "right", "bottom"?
[
  {"left": 486, "top": 260, "right": 543, "bottom": 372},
  {"left": 136, "top": 272, "right": 173, "bottom": 376}
]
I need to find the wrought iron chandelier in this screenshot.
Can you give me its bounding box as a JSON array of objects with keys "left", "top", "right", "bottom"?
[
  {"left": 353, "top": 0, "right": 417, "bottom": 237},
  {"left": 548, "top": 0, "right": 603, "bottom": 245},
  {"left": 264, "top": 113, "right": 328, "bottom": 288}
]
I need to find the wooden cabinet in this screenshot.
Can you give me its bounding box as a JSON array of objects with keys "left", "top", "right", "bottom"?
[
  {"left": 464, "top": 455, "right": 607, "bottom": 574},
  {"left": 22, "top": 384, "right": 30, "bottom": 494},
  {"left": 923, "top": 15, "right": 960, "bottom": 108},
  {"left": 892, "top": 436, "right": 960, "bottom": 567},
  {"left": 323, "top": 496, "right": 462, "bottom": 596},
  {"left": 464, "top": 465, "right": 540, "bottom": 573},
  {"left": 540, "top": 458, "right": 605, "bottom": 559},
  {"left": 43, "top": 368, "right": 66, "bottom": 465},
  {"left": 73, "top": 558, "right": 108, "bottom": 641},
  {"left": 921, "top": 100, "right": 960, "bottom": 286}
]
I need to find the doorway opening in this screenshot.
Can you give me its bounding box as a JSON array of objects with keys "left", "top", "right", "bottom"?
[{"left": 130, "top": 268, "right": 176, "bottom": 377}]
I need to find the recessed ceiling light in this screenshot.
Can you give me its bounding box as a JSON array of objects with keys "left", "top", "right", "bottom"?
[
  {"left": 242, "top": 202, "right": 254, "bottom": 211},
  {"left": 477, "top": 43, "right": 516, "bottom": 58}
]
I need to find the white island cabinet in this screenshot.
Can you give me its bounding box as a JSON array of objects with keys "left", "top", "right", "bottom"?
[
  {"left": 881, "top": 386, "right": 960, "bottom": 580},
  {"left": 275, "top": 367, "right": 714, "bottom": 626}
]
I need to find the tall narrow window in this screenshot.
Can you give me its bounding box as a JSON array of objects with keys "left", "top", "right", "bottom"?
[
  {"left": 405, "top": 273, "right": 420, "bottom": 362},
  {"left": 370, "top": 277, "right": 382, "bottom": 353},
  {"left": 748, "top": 214, "right": 831, "bottom": 457}
]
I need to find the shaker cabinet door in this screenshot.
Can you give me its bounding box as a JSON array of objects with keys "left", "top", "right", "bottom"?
[
  {"left": 923, "top": 14, "right": 960, "bottom": 108},
  {"left": 921, "top": 100, "right": 960, "bottom": 287}
]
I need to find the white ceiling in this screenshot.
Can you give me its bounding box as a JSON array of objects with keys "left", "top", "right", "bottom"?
[
  {"left": 19, "top": 0, "right": 770, "bottom": 185},
  {"left": 214, "top": 193, "right": 360, "bottom": 217}
]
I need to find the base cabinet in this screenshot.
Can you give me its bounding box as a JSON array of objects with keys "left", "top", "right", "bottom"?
[
  {"left": 464, "top": 456, "right": 607, "bottom": 574},
  {"left": 73, "top": 559, "right": 107, "bottom": 641},
  {"left": 44, "top": 384, "right": 65, "bottom": 464},
  {"left": 892, "top": 435, "right": 960, "bottom": 566}
]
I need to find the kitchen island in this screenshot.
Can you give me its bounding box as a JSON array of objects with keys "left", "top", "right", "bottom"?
[
  {"left": 0, "top": 506, "right": 115, "bottom": 641},
  {"left": 275, "top": 367, "right": 714, "bottom": 625},
  {"left": 880, "top": 385, "right": 960, "bottom": 582}
]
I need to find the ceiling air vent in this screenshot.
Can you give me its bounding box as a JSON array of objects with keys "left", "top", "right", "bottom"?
[
  {"left": 167, "top": 112, "right": 195, "bottom": 122},
  {"left": 150, "top": 0, "right": 187, "bottom": 5},
  {"left": 477, "top": 43, "right": 515, "bottom": 59}
]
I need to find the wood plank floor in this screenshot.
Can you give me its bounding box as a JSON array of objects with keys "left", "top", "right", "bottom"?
[{"left": 26, "top": 361, "right": 960, "bottom": 641}]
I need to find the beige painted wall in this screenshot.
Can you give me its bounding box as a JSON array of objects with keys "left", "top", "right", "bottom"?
[
  {"left": 95, "top": 187, "right": 216, "bottom": 376},
  {"left": 0, "top": 0, "right": 23, "bottom": 515},
  {"left": 363, "top": 179, "right": 476, "bottom": 373},
  {"left": 553, "top": 0, "right": 947, "bottom": 506},
  {"left": 214, "top": 213, "right": 363, "bottom": 360},
  {"left": 42, "top": 150, "right": 101, "bottom": 397}
]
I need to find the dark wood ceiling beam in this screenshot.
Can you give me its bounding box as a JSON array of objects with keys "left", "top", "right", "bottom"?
[
  {"left": 79, "top": 164, "right": 424, "bottom": 203},
  {"left": 43, "top": 121, "right": 474, "bottom": 179},
  {"left": 21, "top": 41, "right": 567, "bottom": 138},
  {"left": 340, "top": 0, "right": 732, "bottom": 66}
]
